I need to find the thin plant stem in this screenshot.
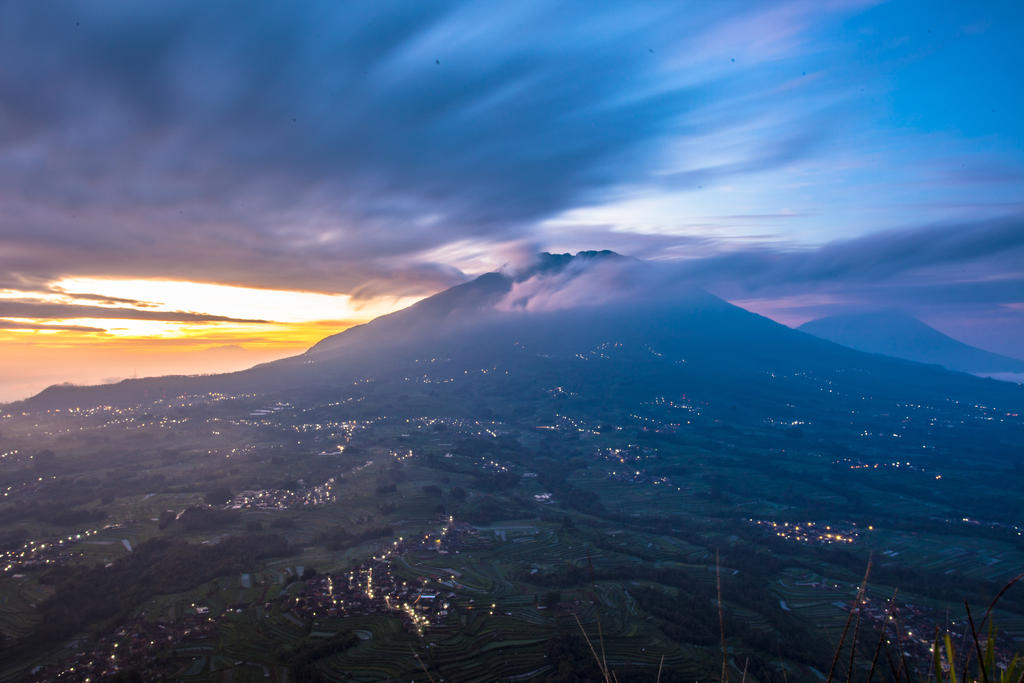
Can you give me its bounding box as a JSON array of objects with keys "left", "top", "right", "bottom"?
[
  {"left": 866, "top": 590, "right": 897, "bottom": 683},
  {"left": 827, "top": 558, "right": 872, "bottom": 683},
  {"left": 965, "top": 601, "right": 988, "bottom": 683}
]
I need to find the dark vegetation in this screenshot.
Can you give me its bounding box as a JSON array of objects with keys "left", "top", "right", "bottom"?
[
  {"left": 32, "top": 534, "right": 292, "bottom": 644},
  {"left": 1, "top": 260, "right": 1022, "bottom": 679},
  {"left": 314, "top": 524, "right": 395, "bottom": 551},
  {"left": 281, "top": 630, "right": 360, "bottom": 682}
]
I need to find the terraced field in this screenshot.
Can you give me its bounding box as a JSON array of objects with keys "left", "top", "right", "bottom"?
[{"left": 0, "top": 576, "right": 48, "bottom": 639}]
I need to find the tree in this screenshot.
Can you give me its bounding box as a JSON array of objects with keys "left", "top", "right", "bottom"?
[{"left": 158, "top": 509, "right": 176, "bottom": 530}]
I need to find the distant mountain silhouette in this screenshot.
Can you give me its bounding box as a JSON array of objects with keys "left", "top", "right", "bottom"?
[
  {"left": 798, "top": 311, "right": 1024, "bottom": 375},
  {"left": 10, "top": 253, "right": 1023, "bottom": 411}
]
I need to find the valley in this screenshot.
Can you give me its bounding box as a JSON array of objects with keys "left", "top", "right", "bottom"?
[{"left": 1, "top": 346, "right": 1021, "bottom": 680}]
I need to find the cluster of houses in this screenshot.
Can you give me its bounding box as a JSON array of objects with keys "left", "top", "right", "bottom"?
[
  {"left": 607, "top": 469, "right": 672, "bottom": 486},
  {"left": 288, "top": 563, "right": 457, "bottom": 636},
  {"left": 38, "top": 518, "right": 472, "bottom": 680},
  {"left": 840, "top": 595, "right": 1019, "bottom": 672},
  {"left": 3, "top": 527, "right": 111, "bottom": 574},
  {"left": 226, "top": 476, "right": 338, "bottom": 509},
  {"left": 287, "top": 518, "right": 471, "bottom": 636},
  {"left": 44, "top": 612, "right": 218, "bottom": 681},
  {"left": 749, "top": 518, "right": 863, "bottom": 545},
  {"left": 594, "top": 444, "right": 658, "bottom": 464}
]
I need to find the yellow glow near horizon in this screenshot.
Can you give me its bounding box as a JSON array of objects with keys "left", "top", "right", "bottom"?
[
  {"left": 0, "top": 277, "right": 424, "bottom": 347},
  {"left": 0, "top": 278, "right": 428, "bottom": 401},
  {"left": 0, "top": 277, "right": 426, "bottom": 354},
  {"left": 0, "top": 316, "right": 353, "bottom": 349},
  {"left": 54, "top": 277, "right": 422, "bottom": 324}
]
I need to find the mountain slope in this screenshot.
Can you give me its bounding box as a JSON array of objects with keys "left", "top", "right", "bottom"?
[
  {"left": 10, "top": 253, "right": 1023, "bottom": 413},
  {"left": 798, "top": 311, "right": 1024, "bottom": 375}
]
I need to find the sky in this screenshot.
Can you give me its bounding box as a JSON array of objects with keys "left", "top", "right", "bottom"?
[{"left": 1, "top": 0, "right": 1022, "bottom": 401}]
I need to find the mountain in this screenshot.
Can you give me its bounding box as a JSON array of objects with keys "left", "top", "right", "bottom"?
[
  {"left": 798, "top": 311, "right": 1024, "bottom": 376},
  {"left": 6, "top": 252, "right": 1023, "bottom": 681},
  {"left": 11, "top": 252, "right": 1023, "bottom": 415}
]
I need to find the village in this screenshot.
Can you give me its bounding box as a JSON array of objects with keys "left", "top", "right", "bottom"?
[
  {"left": 41, "top": 517, "right": 472, "bottom": 681},
  {"left": 838, "top": 594, "right": 1021, "bottom": 673},
  {"left": 285, "top": 516, "right": 471, "bottom": 636},
  {"left": 749, "top": 518, "right": 865, "bottom": 545},
  {"left": 44, "top": 612, "right": 219, "bottom": 681}
]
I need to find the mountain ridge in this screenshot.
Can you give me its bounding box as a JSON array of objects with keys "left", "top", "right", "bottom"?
[
  {"left": 7, "top": 253, "right": 1023, "bottom": 412},
  {"left": 798, "top": 310, "right": 1024, "bottom": 375}
]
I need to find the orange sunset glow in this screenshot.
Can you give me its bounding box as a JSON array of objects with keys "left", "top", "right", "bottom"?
[
  {"left": 2, "top": 3, "right": 1023, "bottom": 680},
  {"left": 0, "top": 279, "right": 421, "bottom": 401}
]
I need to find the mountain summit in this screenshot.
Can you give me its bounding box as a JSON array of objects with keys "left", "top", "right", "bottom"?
[
  {"left": 13, "top": 252, "right": 1023, "bottom": 413},
  {"left": 798, "top": 310, "right": 1024, "bottom": 376}
]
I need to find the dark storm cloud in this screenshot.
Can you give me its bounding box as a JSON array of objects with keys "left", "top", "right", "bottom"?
[
  {"left": 501, "top": 214, "right": 1024, "bottom": 315},
  {"left": 690, "top": 214, "right": 1024, "bottom": 294},
  {"left": 776, "top": 215, "right": 1024, "bottom": 285},
  {"left": 0, "top": 0, "right": 848, "bottom": 295},
  {"left": 646, "top": 214, "right": 1024, "bottom": 352},
  {"left": 0, "top": 300, "right": 267, "bottom": 324}
]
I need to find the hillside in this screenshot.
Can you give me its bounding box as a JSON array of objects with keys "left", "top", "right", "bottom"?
[
  {"left": 10, "top": 253, "right": 1024, "bottom": 414},
  {"left": 2, "top": 253, "right": 1023, "bottom": 681},
  {"left": 798, "top": 310, "right": 1024, "bottom": 375}
]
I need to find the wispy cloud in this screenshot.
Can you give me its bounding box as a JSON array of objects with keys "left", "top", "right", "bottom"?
[
  {"left": 0, "top": 0, "right": 1021, "bottom": 358},
  {"left": 0, "top": 0, "right": 868, "bottom": 296},
  {"left": 0, "top": 300, "right": 267, "bottom": 323},
  {"left": 670, "top": 214, "right": 1024, "bottom": 290},
  {"left": 492, "top": 214, "right": 1024, "bottom": 355},
  {"left": 0, "top": 320, "right": 106, "bottom": 333}
]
